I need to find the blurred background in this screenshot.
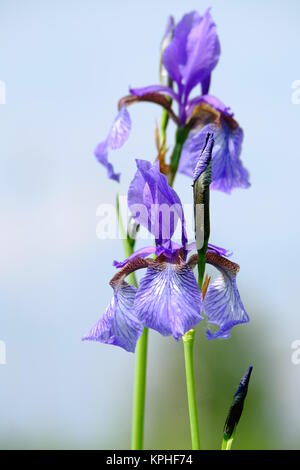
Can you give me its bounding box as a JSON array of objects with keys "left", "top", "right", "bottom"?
[{"left": 0, "top": 0, "right": 299, "bottom": 449}]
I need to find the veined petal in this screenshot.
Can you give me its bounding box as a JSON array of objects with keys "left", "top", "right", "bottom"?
[
  {"left": 209, "top": 121, "right": 250, "bottom": 193},
  {"left": 94, "top": 107, "right": 131, "bottom": 182},
  {"left": 179, "top": 120, "right": 250, "bottom": 193},
  {"left": 107, "top": 107, "right": 131, "bottom": 149},
  {"left": 163, "top": 10, "right": 220, "bottom": 99},
  {"left": 128, "top": 159, "right": 187, "bottom": 248},
  {"left": 204, "top": 252, "right": 249, "bottom": 340},
  {"left": 182, "top": 9, "right": 221, "bottom": 98},
  {"left": 94, "top": 140, "right": 120, "bottom": 182},
  {"left": 178, "top": 126, "right": 208, "bottom": 178},
  {"left": 134, "top": 262, "right": 203, "bottom": 340},
  {"left": 82, "top": 283, "right": 142, "bottom": 352}
]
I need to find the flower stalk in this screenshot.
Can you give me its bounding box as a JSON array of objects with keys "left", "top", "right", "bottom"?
[
  {"left": 182, "top": 133, "right": 214, "bottom": 449},
  {"left": 221, "top": 366, "right": 253, "bottom": 450},
  {"left": 117, "top": 194, "right": 149, "bottom": 449},
  {"left": 131, "top": 328, "right": 149, "bottom": 450},
  {"left": 183, "top": 329, "right": 200, "bottom": 450},
  {"left": 169, "top": 126, "right": 191, "bottom": 186},
  {"left": 221, "top": 426, "right": 236, "bottom": 450}
]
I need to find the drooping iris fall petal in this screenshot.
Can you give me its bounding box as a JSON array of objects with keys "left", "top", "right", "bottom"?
[
  {"left": 82, "top": 283, "right": 142, "bottom": 352},
  {"left": 94, "top": 107, "right": 131, "bottom": 182},
  {"left": 134, "top": 260, "right": 203, "bottom": 340},
  {"left": 204, "top": 253, "right": 249, "bottom": 339},
  {"left": 209, "top": 121, "right": 250, "bottom": 193},
  {"left": 179, "top": 119, "right": 250, "bottom": 193}
]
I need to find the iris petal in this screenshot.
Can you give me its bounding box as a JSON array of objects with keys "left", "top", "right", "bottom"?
[
  {"left": 130, "top": 85, "right": 179, "bottom": 102},
  {"left": 187, "top": 94, "right": 233, "bottom": 118},
  {"left": 113, "top": 245, "right": 156, "bottom": 268},
  {"left": 128, "top": 159, "right": 187, "bottom": 249},
  {"left": 94, "top": 107, "right": 131, "bottom": 182},
  {"left": 82, "top": 283, "right": 142, "bottom": 352},
  {"left": 163, "top": 9, "right": 220, "bottom": 99},
  {"left": 204, "top": 255, "right": 249, "bottom": 340},
  {"left": 209, "top": 122, "right": 250, "bottom": 193},
  {"left": 134, "top": 262, "right": 203, "bottom": 340},
  {"left": 179, "top": 120, "right": 250, "bottom": 193}
]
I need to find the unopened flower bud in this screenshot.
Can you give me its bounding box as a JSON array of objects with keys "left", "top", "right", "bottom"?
[{"left": 223, "top": 365, "right": 253, "bottom": 446}]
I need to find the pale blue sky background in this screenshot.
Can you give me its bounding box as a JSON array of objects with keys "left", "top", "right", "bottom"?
[{"left": 0, "top": 0, "right": 300, "bottom": 449}]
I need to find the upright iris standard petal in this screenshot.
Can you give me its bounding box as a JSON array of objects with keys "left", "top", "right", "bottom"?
[
  {"left": 128, "top": 159, "right": 187, "bottom": 249},
  {"left": 134, "top": 260, "right": 203, "bottom": 340},
  {"left": 163, "top": 9, "right": 220, "bottom": 99},
  {"left": 179, "top": 118, "right": 250, "bottom": 193},
  {"left": 94, "top": 107, "right": 131, "bottom": 182},
  {"left": 82, "top": 283, "right": 143, "bottom": 352},
  {"left": 204, "top": 253, "right": 249, "bottom": 339}
]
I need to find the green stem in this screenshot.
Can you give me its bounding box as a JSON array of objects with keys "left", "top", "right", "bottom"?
[
  {"left": 161, "top": 108, "right": 169, "bottom": 152},
  {"left": 168, "top": 128, "right": 202, "bottom": 450},
  {"left": 117, "top": 195, "right": 149, "bottom": 449},
  {"left": 131, "top": 328, "right": 149, "bottom": 450},
  {"left": 169, "top": 126, "right": 190, "bottom": 186},
  {"left": 221, "top": 427, "right": 236, "bottom": 450},
  {"left": 183, "top": 329, "right": 201, "bottom": 450},
  {"left": 197, "top": 242, "right": 208, "bottom": 289}
]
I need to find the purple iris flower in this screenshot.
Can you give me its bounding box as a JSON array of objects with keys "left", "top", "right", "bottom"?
[
  {"left": 131, "top": 9, "right": 221, "bottom": 124},
  {"left": 94, "top": 9, "right": 249, "bottom": 194},
  {"left": 83, "top": 159, "right": 249, "bottom": 352}
]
